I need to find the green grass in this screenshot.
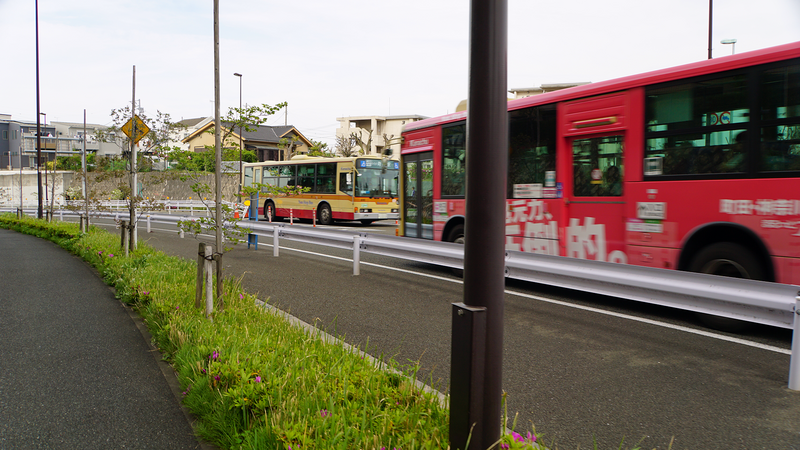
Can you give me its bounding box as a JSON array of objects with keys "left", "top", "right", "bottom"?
[{"left": 0, "top": 213, "right": 656, "bottom": 450}]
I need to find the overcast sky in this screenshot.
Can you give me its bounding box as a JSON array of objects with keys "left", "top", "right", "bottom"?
[{"left": 1, "top": 0, "right": 799, "bottom": 147}]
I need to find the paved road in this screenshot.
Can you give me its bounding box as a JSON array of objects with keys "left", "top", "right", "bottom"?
[
  {"left": 0, "top": 229, "right": 205, "bottom": 449},
  {"left": 132, "top": 219, "right": 800, "bottom": 450}
]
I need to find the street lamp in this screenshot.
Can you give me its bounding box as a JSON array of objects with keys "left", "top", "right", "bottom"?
[
  {"left": 233, "top": 72, "right": 243, "bottom": 199},
  {"left": 721, "top": 39, "right": 737, "bottom": 55}
]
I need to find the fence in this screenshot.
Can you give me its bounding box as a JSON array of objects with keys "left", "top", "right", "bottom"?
[{"left": 4, "top": 207, "right": 800, "bottom": 390}]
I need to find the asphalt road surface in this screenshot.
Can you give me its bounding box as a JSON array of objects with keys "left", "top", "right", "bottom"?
[
  {"left": 77, "top": 218, "right": 800, "bottom": 449},
  {"left": 0, "top": 229, "right": 205, "bottom": 449}
]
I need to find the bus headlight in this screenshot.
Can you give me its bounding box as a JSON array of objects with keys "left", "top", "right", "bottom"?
[
  {"left": 359, "top": 208, "right": 372, "bottom": 213},
  {"left": 391, "top": 209, "right": 398, "bottom": 213}
]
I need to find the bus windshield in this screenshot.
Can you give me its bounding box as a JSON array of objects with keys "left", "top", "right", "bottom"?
[{"left": 355, "top": 159, "right": 400, "bottom": 198}]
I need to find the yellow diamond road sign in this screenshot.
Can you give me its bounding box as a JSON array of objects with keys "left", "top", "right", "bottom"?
[{"left": 121, "top": 115, "right": 150, "bottom": 144}]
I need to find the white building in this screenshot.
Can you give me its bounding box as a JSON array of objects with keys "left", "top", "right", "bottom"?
[{"left": 335, "top": 115, "right": 426, "bottom": 157}]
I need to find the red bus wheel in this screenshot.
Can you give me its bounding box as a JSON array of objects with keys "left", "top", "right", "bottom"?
[{"left": 688, "top": 242, "right": 763, "bottom": 331}]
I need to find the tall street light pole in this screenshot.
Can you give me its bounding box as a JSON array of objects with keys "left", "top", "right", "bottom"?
[
  {"left": 708, "top": 0, "right": 713, "bottom": 59},
  {"left": 35, "top": 0, "right": 43, "bottom": 218},
  {"left": 234, "top": 72, "right": 242, "bottom": 199}
]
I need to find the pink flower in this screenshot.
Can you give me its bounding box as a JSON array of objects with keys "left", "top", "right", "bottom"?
[
  {"left": 527, "top": 431, "right": 536, "bottom": 442},
  {"left": 512, "top": 431, "right": 523, "bottom": 442},
  {"left": 255, "top": 376, "right": 261, "bottom": 383},
  {"left": 108, "top": 254, "right": 114, "bottom": 257}
]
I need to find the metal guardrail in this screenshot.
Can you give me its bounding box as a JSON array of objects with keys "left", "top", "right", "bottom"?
[{"left": 4, "top": 207, "right": 800, "bottom": 389}]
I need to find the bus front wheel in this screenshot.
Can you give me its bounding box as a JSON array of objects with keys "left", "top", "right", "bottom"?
[
  {"left": 688, "top": 242, "right": 763, "bottom": 331},
  {"left": 318, "top": 204, "right": 333, "bottom": 225},
  {"left": 264, "top": 201, "right": 280, "bottom": 222}
]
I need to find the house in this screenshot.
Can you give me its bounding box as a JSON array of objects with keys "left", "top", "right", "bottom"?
[
  {"left": 181, "top": 121, "right": 313, "bottom": 162},
  {"left": 170, "top": 117, "right": 214, "bottom": 152},
  {"left": 1, "top": 115, "right": 115, "bottom": 169},
  {"left": 335, "top": 115, "right": 427, "bottom": 157}
]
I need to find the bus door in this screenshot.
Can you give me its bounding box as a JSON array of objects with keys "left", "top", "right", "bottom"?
[
  {"left": 253, "top": 167, "right": 262, "bottom": 214},
  {"left": 403, "top": 151, "right": 433, "bottom": 239},
  {"left": 566, "top": 134, "right": 627, "bottom": 264}
]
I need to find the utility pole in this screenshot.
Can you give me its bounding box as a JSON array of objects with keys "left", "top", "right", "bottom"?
[
  {"left": 129, "top": 65, "right": 137, "bottom": 253},
  {"left": 213, "top": 0, "right": 224, "bottom": 309},
  {"left": 234, "top": 72, "right": 242, "bottom": 200},
  {"left": 83, "top": 109, "right": 89, "bottom": 227}
]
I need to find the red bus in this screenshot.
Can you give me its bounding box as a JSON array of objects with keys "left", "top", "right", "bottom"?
[{"left": 400, "top": 41, "right": 800, "bottom": 286}]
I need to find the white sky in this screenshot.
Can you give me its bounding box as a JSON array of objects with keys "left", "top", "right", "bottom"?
[{"left": 1, "top": 0, "right": 799, "bottom": 147}]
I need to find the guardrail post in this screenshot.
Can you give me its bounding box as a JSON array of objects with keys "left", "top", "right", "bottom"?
[
  {"left": 790, "top": 294, "right": 800, "bottom": 390},
  {"left": 120, "top": 220, "right": 129, "bottom": 256},
  {"left": 59, "top": 209, "right": 63, "bottom": 221},
  {"left": 205, "top": 244, "right": 214, "bottom": 319},
  {"left": 196, "top": 243, "right": 205, "bottom": 309},
  {"left": 273, "top": 227, "right": 280, "bottom": 257},
  {"left": 313, "top": 208, "right": 317, "bottom": 227},
  {"left": 290, "top": 208, "right": 294, "bottom": 225},
  {"left": 147, "top": 215, "right": 151, "bottom": 233},
  {"left": 16, "top": 208, "right": 22, "bottom": 219},
  {"left": 353, "top": 235, "right": 361, "bottom": 276}
]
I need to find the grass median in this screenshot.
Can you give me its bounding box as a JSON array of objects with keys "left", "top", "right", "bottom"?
[{"left": 1, "top": 214, "right": 557, "bottom": 450}]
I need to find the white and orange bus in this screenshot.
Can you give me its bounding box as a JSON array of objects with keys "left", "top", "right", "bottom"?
[
  {"left": 400, "top": 41, "right": 800, "bottom": 286},
  {"left": 242, "top": 155, "right": 400, "bottom": 225}
]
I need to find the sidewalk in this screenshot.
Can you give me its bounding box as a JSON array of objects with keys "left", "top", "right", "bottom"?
[{"left": 0, "top": 229, "right": 205, "bottom": 449}]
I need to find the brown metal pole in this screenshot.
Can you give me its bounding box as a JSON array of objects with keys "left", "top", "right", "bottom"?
[{"left": 450, "top": 0, "right": 508, "bottom": 448}]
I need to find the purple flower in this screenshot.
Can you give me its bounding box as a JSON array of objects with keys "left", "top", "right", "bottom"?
[
  {"left": 527, "top": 431, "right": 536, "bottom": 442},
  {"left": 175, "top": 306, "right": 179, "bottom": 310},
  {"left": 320, "top": 409, "right": 330, "bottom": 418},
  {"left": 108, "top": 254, "right": 114, "bottom": 257},
  {"left": 201, "top": 368, "right": 206, "bottom": 374},
  {"left": 512, "top": 431, "right": 523, "bottom": 443},
  {"left": 255, "top": 376, "right": 261, "bottom": 383},
  {"left": 98, "top": 251, "right": 103, "bottom": 255},
  {"left": 239, "top": 294, "right": 244, "bottom": 300},
  {"left": 214, "top": 375, "right": 220, "bottom": 381},
  {"left": 501, "top": 445, "right": 509, "bottom": 450},
  {"left": 209, "top": 351, "right": 219, "bottom": 361}
]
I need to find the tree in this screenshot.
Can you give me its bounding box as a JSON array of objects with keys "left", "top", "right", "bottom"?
[
  {"left": 212, "top": 102, "right": 288, "bottom": 157},
  {"left": 175, "top": 100, "right": 287, "bottom": 312},
  {"left": 350, "top": 126, "right": 373, "bottom": 156},
  {"left": 308, "top": 139, "right": 335, "bottom": 157},
  {"left": 96, "top": 107, "right": 187, "bottom": 158},
  {"left": 277, "top": 135, "right": 301, "bottom": 161},
  {"left": 93, "top": 106, "right": 189, "bottom": 252},
  {"left": 335, "top": 134, "right": 360, "bottom": 157}
]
